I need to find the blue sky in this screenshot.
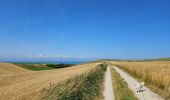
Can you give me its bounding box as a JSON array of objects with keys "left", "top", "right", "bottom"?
[{"left": 0, "top": 0, "right": 170, "bottom": 61}]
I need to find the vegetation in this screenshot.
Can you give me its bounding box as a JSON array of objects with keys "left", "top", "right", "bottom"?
[
  {"left": 144, "top": 58, "right": 170, "bottom": 61},
  {"left": 46, "top": 64, "right": 74, "bottom": 69},
  {"left": 97, "top": 57, "right": 170, "bottom": 62},
  {"left": 16, "top": 64, "right": 74, "bottom": 71},
  {"left": 41, "top": 64, "right": 107, "bottom": 100},
  {"left": 0, "top": 63, "right": 98, "bottom": 100},
  {"left": 110, "top": 61, "right": 170, "bottom": 99},
  {"left": 109, "top": 66, "right": 137, "bottom": 100},
  {"left": 16, "top": 64, "right": 53, "bottom": 71},
  {"left": 158, "top": 58, "right": 170, "bottom": 61}
]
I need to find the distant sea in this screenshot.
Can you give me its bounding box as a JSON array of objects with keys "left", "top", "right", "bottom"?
[
  {"left": 0, "top": 58, "right": 95, "bottom": 64},
  {"left": 4, "top": 61, "right": 87, "bottom": 64}
]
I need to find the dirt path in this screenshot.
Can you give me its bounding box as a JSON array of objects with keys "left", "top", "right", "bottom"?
[
  {"left": 104, "top": 66, "right": 115, "bottom": 100},
  {"left": 113, "top": 66, "right": 164, "bottom": 100}
]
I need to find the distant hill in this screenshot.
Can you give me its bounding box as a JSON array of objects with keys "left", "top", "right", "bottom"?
[
  {"left": 98, "top": 57, "right": 170, "bottom": 62},
  {"left": 144, "top": 58, "right": 170, "bottom": 61}
]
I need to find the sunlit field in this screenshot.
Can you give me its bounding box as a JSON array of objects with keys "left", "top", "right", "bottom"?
[
  {"left": 110, "top": 61, "right": 170, "bottom": 99},
  {"left": 0, "top": 62, "right": 101, "bottom": 100}
]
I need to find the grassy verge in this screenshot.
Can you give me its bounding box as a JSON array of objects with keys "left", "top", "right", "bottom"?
[
  {"left": 15, "top": 64, "right": 74, "bottom": 71},
  {"left": 110, "top": 66, "right": 138, "bottom": 100},
  {"left": 41, "top": 64, "right": 107, "bottom": 100}
]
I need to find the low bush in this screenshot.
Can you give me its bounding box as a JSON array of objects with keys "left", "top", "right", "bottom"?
[{"left": 46, "top": 64, "right": 74, "bottom": 69}]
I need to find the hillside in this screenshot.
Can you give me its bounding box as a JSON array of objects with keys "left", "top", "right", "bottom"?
[
  {"left": 0, "top": 63, "right": 100, "bottom": 100},
  {"left": 0, "top": 62, "right": 30, "bottom": 75}
]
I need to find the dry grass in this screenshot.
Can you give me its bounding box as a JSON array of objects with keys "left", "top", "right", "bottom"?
[
  {"left": 0, "top": 63, "right": 99, "bottom": 100},
  {"left": 41, "top": 64, "right": 106, "bottom": 100},
  {"left": 0, "top": 62, "right": 30, "bottom": 75},
  {"left": 110, "top": 61, "right": 170, "bottom": 99}
]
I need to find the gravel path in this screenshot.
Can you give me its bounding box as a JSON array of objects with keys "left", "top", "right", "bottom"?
[
  {"left": 113, "top": 66, "right": 164, "bottom": 100},
  {"left": 104, "top": 66, "right": 115, "bottom": 100}
]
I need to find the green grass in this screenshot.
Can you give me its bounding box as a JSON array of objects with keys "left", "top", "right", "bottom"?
[
  {"left": 144, "top": 58, "right": 170, "bottom": 61},
  {"left": 46, "top": 64, "right": 74, "bottom": 69},
  {"left": 16, "top": 64, "right": 54, "bottom": 71},
  {"left": 16, "top": 63, "right": 74, "bottom": 71},
  {"left": 41, "top": 64, "right": 107, "bottom": 100},
  {"left": 110, "top": 66, "right": 138, "bottom": 100}
]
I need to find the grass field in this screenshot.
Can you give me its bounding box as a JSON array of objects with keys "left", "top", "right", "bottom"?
[
  {"left": 110, "top": 61, "right": 170, "bottom": 99},
  {"left": 0, "top": 62, "right": 100, "bottom": 100}
]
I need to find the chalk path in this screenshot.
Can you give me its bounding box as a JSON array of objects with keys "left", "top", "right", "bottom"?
[
  {"left": 113, "top": 66, "right": 164, "bottom": 100},
  {"left": 104, "top": 66, "right": 115, "bottom": 100}
]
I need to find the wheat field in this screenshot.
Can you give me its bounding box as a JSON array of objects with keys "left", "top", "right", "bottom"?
[
  {"left": 110, "top": 61, "right": 170, "bottom": 99},
  {"left": 0, "top": 62, "right": 99, "bottom": 100}
]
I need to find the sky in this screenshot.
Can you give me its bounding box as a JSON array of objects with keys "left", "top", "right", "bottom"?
[{"left": 0, "top": 0, "right": 170, "bottom": 61}]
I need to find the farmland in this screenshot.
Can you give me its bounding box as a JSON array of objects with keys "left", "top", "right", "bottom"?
[
  {"left": 0, "top": 62, "right": 101, "bottom": 100},
  {"left": 109, "top": 61, "right": 170, "bottom": 99},
  {"left": 0, "top": 61, "right": 166, "bottom": 100}
]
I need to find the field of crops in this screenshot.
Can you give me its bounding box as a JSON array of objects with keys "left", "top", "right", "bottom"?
[
  {"left": 0, "top": 62, "right": 100, "bottom": 100},
  {"left": 110, "top": 61, "right": 170, "bottom": 99}
]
